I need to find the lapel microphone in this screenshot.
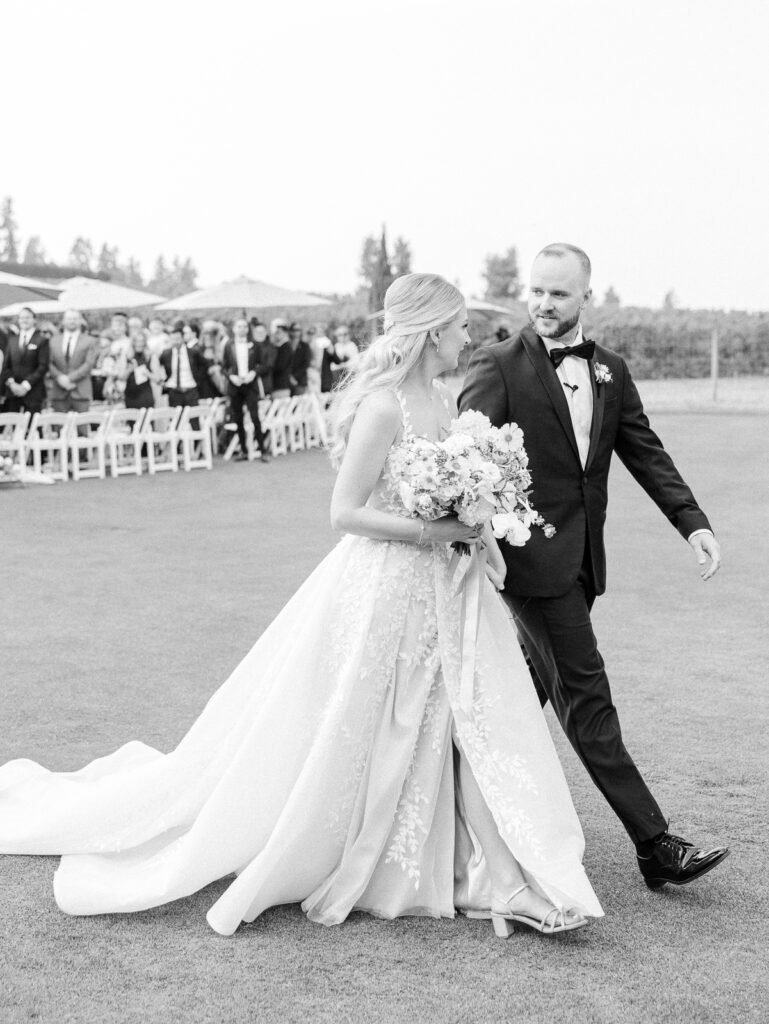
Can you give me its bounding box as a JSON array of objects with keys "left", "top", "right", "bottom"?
[{"left": 563, "top": 382, "right": 579, "bottom": 395}]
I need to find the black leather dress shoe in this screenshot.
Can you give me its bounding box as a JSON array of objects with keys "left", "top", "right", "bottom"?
[{"left": 638, "top": 832, "right": 730, "bottom": 889}]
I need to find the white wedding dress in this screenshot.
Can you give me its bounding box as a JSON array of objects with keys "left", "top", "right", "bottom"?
[{"left": 0, "top": 392, "right": 603, "bottom": 935}]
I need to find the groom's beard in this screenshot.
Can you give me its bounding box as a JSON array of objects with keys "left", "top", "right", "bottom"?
[{"left": 530, "top": 308, "right": 582, "bottom": 340}]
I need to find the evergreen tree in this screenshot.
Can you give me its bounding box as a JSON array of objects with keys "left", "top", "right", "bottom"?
[
  {"left": 482, "top": 247, "right": 521, "bottom": 302},
  {"left": 662, "top": 289, "right": 677, "bottom": 311},
  {"left": 392, "top": 236, "right": 412, "bottom": 278},
  {"left": 603, "top": 286, "right": 621, "bottom": 308},
  {"left": 358, "top": 235, "right": 379, "bottom": 287},
  {"left": 97, "top": 243, "right": 119, "bottom": 276},
  {"left": 369, "top": 227, "right": 394, "bottom": 313},
  {"left": 69, "top": 237, "right": 94, "bottom": 272},
  {"left": 0, "top": 197, "right": 20, "bottom": 263},
  {"left": 120, "top": 257, "right": 144, "bottom": 289},
  {"left": 23, "top": 236, "right": 47, "bottom": 265},
  {"left": 148, "top": 256, "right": 170, "bottom": 295}
]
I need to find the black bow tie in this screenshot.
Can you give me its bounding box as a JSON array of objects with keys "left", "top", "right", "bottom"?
[{"left": 548, "top": 339, "right": 595, "bottom": 367}]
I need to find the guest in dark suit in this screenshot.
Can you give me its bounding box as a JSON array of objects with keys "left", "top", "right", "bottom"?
[
  {"left": 47, "top": 309, "right": 98, "bottom": 413},
  {"left": 221, "top": 318, "right": 271, "bottom": 462},
  {"left": 0, "top": 308, "right": 50, "bottom": 414},
  {"left": 251, "top": 322, "right": 275, "bottom": 396},
  {"left": 269, "top": 321, "right": 293, "bottom": 398},
  {"left": 288, "top": 323, "right": 311, "bottom": 396},
  {"left": 183, "top": 322, "right": 220, "bottom": 400},
  {"left": 459, "top": 242, "right": 728, "bottom": 890},
  {"left": 159, "top": 322, "right": 207, "bottom": 407}
]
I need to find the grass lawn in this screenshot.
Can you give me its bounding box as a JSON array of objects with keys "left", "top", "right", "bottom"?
[{"left": 1, "top": 413, "right": 767, "bottom": 1024}]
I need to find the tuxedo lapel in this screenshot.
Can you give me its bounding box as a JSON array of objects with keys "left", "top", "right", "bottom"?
[
  {"left": 585, "top": 350, "right": 605, "bottom": 471},
  {"left": 520, "top": 326, "right": 581, "bottom": 463}
]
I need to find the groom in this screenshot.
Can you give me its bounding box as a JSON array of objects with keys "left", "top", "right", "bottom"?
[{"left": 459, "top": 243, "right": 728, "bottom": 889}]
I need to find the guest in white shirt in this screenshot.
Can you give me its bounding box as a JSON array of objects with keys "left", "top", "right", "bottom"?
[
  {"left": 159, "top": 322, "right": 207, "bottom": 408},
  {"left": 146, "top": 317, "right": 169, "bottom": 358}
]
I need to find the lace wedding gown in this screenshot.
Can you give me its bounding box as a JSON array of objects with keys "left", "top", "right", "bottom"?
[{"left": 0, "top": 392, "right": 603, "bottom": 935}]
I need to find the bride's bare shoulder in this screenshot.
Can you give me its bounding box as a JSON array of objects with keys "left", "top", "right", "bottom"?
[{"left": 354, "top": 390, "right": 402, "bottom": 429}]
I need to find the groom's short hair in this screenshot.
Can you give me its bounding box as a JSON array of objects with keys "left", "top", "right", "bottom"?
[{"left": 536, "top": 243, "right": 592, "bottom": 284}]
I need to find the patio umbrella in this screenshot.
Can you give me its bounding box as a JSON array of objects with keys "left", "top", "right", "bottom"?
[
  {"left": 0, "top": 270, "right": 63, "bottom": 308},
  {"left": 0, "top": 277, "right": 167, "bottom": 316},
  {"left": 156, "top": 277, "right": 331, "bottom": 312}
]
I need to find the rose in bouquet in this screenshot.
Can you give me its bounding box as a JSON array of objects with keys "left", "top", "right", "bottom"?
[{"left": 389, "top": 409, "right": 555, "bottom": 550}]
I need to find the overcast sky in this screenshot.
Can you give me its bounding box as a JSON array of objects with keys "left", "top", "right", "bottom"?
[{"left": 5, "top": 0, "right": 768, "bottom": 310}]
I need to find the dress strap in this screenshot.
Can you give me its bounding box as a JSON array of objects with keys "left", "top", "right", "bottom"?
[{"left": 393, "top": 388, "right": 414, "bottom": 440}]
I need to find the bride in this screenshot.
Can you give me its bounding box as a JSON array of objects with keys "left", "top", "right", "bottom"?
[{"left": 0, "top": 274, "right": 603, "bottom": 939}]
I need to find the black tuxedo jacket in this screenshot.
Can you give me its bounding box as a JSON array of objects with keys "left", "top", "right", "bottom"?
[
  {"left": 159, "top": 344, "right": 208, "bottom": 392},
  {"left": 459, "top": 326, "right": 711, "bottom": 597},
  {"left": 0, "top": 330, "right": 50, "bottom": 405},
  {"left": 221, "top": 338, "right": 268, "bottom": 394}
]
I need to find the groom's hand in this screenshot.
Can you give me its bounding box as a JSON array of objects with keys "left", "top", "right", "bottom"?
[{"left": 689, "top": 532, "right": 721, "bottom": 581}]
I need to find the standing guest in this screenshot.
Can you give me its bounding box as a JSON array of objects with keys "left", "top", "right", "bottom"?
[
  {"left": 288, "top": 322, "right": 311, "bottom": 396},
  {"left": 122, "top": 330, "right": 162, "bottom": 410},
  {"left": 0, "top": 307, "right": 50, "bottom": 414},
  {"left": 90, "top": 333, "right": 114, "bottom": 402},
  {"left": 159, "top": 322, "right": 207, "bottom": 408},
  {"left": 330, "top": 325, "right": 360, "bottom": 385},
  {"left": 47, "top": 308, "right": 97, "bottom": 413},
  {"left": 184, "top": 322, "right": 220, "bottom": 400},
  {"left": 270, "top": 320, "right": 293, "bottom": 399},
  {"left": 0, "top": 326, "right": 8, "bottom": 402},
  {"left": 146, "top": 317, "right": 169, "bottom": 358},
  {"left": 252, "top": 322, "right": 275, "bottom": 396},
  {"left": 221, "top": 317, "right": 271, "bottom": 463},
  {"left": 127, "top": 315, "right": 145, "bottom": 340},
  {"left": 309, "top": 325, "right": 334, "bottom": 393},
  {"left": 109, "top": 313, "right": 132, "bottom": 360},
  {"left": 201, "top": 321, "right": 227, "bottom": 396}
]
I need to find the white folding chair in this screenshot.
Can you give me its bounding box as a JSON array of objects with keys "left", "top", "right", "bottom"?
[
  {"left": 178, "top": 404, "right": 214, "bottom": 471},
  {"left": 284, "top": 397, "right": 307, "bottom": 453},
  {"left": 301, "top": 393, "right": 328, "bottom": 449},
  {"left": 0, "top": 412, "right": 31, "bottom": 470},
  {"left": 206, "top": 397, "right": 226, "bottom": 455},
  {"left": 27, "top": 411, "right": 73, "bottom": 480},
  {"left": 222, "top": 399, "right": 272, "bottom": 462},
  {"left": 69, "top": 411, "right": 109, "bottom": 480},
  {"left": 106, "top": 408, "right": 146, "bottom": 478},
  {"left": 142, "top": 406, "right": 181, "bottom": 474},
  {"left": 262, "top": 397, "right": 290, "bottom": 457}
]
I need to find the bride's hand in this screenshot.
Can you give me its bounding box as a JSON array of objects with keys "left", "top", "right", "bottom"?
[{"left": 424, "top": 515, "right": 482, "bottom": 546}]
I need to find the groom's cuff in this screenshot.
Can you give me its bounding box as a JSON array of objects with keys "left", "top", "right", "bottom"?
[{"left": 687, "top": 528, "right": 714, "bottom": 543}]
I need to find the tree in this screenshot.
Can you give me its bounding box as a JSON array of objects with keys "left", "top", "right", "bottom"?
[
  {"left": 603, "top": 286, "right": 621, "bottom": 308},
  {"left": 392, "top": 236, "right": 412, "bottom": 278},
  {"left": 169, "top": 256, "right": 197, "bottom": 296},
  {"left": 662, "top": 289, "right": 678, "bottom": 311},
  {"left": 69, "top": 237, "right": 94, "bottom": 272},
  {"left": 482, "top": 247, "right": 522, "bottom": 303},
  {"left": 148, "top": 256, "right": 171, "bottom": 295},
  {"left": 358, "top": 234, "right": 380, "bottom": 287},
  {"left": 23, "top": 236, "right": 47, "bottom": 265},
  {"left": 97, "top": 243, "right": 119, "bottom": 276},
  {"left": 0, "top": 197, "right": 20, "bottom": 263},
  {"left": 119, "top": 257, "right": 144, "bottom": 289},
  {"left": 369, "top": 227, "right": 394, "bottom": 313}
]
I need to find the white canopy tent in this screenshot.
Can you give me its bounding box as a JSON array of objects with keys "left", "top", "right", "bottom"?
[
  {"left": 156, "top": 277, "right": 332, "bottom": 312},
  {"left": 0, "top": 277, "right": 167, "bottom": 316}
]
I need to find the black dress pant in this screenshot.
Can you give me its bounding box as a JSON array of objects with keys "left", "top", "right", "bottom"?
[
  {"left": 230, "top": 384, "right": 266, "bottom": 454},
  {"left": 504, "top": 546, "right": 667, "bottom": 846}
]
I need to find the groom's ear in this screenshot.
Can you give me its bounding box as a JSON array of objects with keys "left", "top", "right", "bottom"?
[{"left": 581, "top": 287, "right": 592, "bottom": 309}]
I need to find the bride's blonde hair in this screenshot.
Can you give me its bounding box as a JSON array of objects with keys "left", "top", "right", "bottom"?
[{"left": 330, "top": 273, "right": 465, "bottom": 465}]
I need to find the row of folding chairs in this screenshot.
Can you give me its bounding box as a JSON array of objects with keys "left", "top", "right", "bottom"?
[
  {"left": 0, "top": 404, "right": 220, "bottom": 481},
  {"left": 222, "top": 394, "right": 329, "bottom": 461}
]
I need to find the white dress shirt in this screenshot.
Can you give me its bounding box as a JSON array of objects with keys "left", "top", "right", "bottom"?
[
  {"left": 234, "top": 339, "right": 249, "bottom": 379},
  {"left": 541, "top": 325, "right": 593, "bottom": 468},
  {"left": 171, "top": 345, "right": 196, "bottom": 390}
]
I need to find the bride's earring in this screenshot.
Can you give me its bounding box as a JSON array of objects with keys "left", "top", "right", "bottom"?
[{"left": 431, "top": 331, "right": 440, "bottom": 353}]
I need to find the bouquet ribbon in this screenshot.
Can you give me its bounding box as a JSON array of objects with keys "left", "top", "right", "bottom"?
[{"left": 447, "top": 544, "right": 488, "bottom": 715}]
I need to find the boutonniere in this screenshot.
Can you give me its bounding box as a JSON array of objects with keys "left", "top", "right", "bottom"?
[
  {"left": 594, "top": 363, "right": 613, "bottom": 385},
  {"left": 27, "top": 344, "right": 38, "bottom": 351}
]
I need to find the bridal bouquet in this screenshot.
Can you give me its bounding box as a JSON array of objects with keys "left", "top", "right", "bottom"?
[{"left": 390, "top": 409, "right": 555, "bottom": 547}]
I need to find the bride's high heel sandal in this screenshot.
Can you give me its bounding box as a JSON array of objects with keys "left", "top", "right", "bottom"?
[{"left": 490, "top": 882, "right": 589, "bottom": 938}]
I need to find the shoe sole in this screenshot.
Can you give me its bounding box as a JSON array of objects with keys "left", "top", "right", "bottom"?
[{"left": 643, "top": 848, "right": 730, "bottom": 890}]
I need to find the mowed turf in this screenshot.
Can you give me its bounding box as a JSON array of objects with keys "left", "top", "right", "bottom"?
[{"left": 1, "top": 414, "right": 767, "bottom": 1024}]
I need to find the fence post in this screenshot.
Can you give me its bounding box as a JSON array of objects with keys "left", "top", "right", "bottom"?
[{"left": 710, "top": 328, "right": 719, "bottom": 402}]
